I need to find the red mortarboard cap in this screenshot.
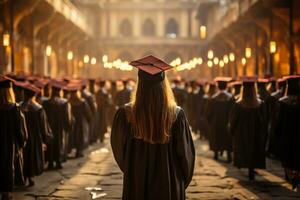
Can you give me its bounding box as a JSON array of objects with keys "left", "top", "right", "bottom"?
[
  {"left": 130, "top": 55, "right": 173, "bottom": 75},
  {"left": 258, "top": 78, "right": 269, "bottom": 83},
  {"left": 50, "top": 79, "right": 66, "bottom": 89},
  {"left": 285, "top": 75, "right": 300, "bottom": 84},
  {"left": 229, "top": 81, "right": 242, "bottom": 87},
  {"left": 0, "top": 75, "right": 13, "bottom": 88},
  {"left": 18, "top": 82, "right": 41, "bottom": 94},
  {"left": 277, "top": 77, "right": 287, "bottom": 83},
  {"left": 214, "top": 77, "right": 233, "bottom": 83},
  {"left": 240, "top": 76, "right": 258, "bottom": 85},
  {"left": 33, "top": 79, "right": 49, "bottom": 89},
  {"left": 130, "top": 55, "right": 173, "bottom": 83},
  {"left": 64, "top": 83, "right": 82, "bottom": 92}
]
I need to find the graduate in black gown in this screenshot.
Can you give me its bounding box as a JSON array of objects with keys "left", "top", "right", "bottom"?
[
  {"left": 95, "top": 81, "right": 110, "bottom": 143},
  {"left": 81, "top": 80, "right": 97, "bottom": 145},
  {"left": 230, "top": 81, "right": 242, "bottom": 100},
  {"left": 200, "top": 82, "right": 217, "bottom": 141},
  {"left": 267, "top": 78, "right": 287, "bottom": 157},
  {"left": 274, "top": 76, "right": 300, "bottom": 190},
  {"left": 111, "top": 55, "right": 195, "bottom": 200},
  {"left": 228, "top": 77, "right": 267, "bottom": 180},
  {"left": 115, "top": 79, "right": 132, "bottom": 109},
  {"left": 42, "top": 80, "right": 72, "bottom": 169},
  {"left": 66, "top": 84, "right": 92, "bottom": 158},
  {"left": 207, "top": 77, "right": 235, "bottom": 162},
  {"left": 0, "top": 76, "right": 27, "bottom": 200},
  {"left": 19, "top": 82, "right": 52, "bottom": 186},
  {"left": 172, "top": 79, "right": 188, "bottom": 109}
]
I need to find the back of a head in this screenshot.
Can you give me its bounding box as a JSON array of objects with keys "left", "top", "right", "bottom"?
[
  {"left": 131, "top": 77, "right": 177, "bottom": 144},
  {"left": 238, "top": 82, "right": 259, "bottom": 107}
]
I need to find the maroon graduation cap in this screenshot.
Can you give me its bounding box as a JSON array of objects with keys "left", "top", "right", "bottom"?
[
  {"left": 130, "top": 55, "right": 173, "bottom": 75},
  {"left": 130, "top": 55, "right": 173, "bottom": 83}
]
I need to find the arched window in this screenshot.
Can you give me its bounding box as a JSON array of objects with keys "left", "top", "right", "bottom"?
[
  {"left": 142, "top": 18, "right": 156, "bottom": 36},
  {"left": 164, "top": 52, "right": 181, "bottom": 63},
  {"left": 119, "top": 19, "right": 132, "bottom": 37},
  {"left": 165, "top": 18, "right": 178, "bottom": 38},
  {"left": 118, "top": 51, "right": 133, "bottom": 61}
]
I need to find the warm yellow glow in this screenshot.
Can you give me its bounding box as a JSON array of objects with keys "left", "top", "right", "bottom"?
[
  {"left": 91, "top": 57, "right": 97, "bottom": 65},
  {"left": 207, "top": 60, "right": 213, "bottom": 68},
  {"left": 229, "top": 53, "right": 235, "bottom": 62},
  {"left": 270, "top": 41, "right": 277, "bottom": 54},
  {"left": 241, "top": 57, "right": 247, "bottom": 66},
  {"left": 102, "top": 55, "right": 108, "bottom": 63},
  {"left": 84, "top": 55, "right": 90, "bottom": 64},
  {"left": 208, "top": 50, "right": 214, "bottom": 59},
  {"left": 46, "top": 45, "right": 52, "bottom": 57},
  {"left": 219, "top": 60, "right": 224, "bottom": 68},
  {"left": 223, "top": 55, "right": 229, "bottom": 64},
  {"left": 78, "top": 60, "right": 83, "bottom": 68},
  {"left": 274, "top": 53, "right": 280, "bottom": 63},
  {"left": 200, "top": 26, "right": 206, "bottom": 39},
  {"left": 245, "top": 47, "right": 251, "bottom": 58},
  {"left": 197, "top": 57, "right": 203, "bottom": 65},
  {"left": 170, "top": 58, "right": 181, "bottom": 67},
  {"left": 213, "top": 57, "right": 219, "bottom": 65},
  {"left": 67, "top": 51, "right": 73, "bottom": 60},
  {"left": 3, "top": 33, "right": 10, "bottom": 47}
]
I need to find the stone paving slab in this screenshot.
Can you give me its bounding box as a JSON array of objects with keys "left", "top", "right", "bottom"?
[{"left": 11, "top": 139, "right": 300, "bottom": 200}]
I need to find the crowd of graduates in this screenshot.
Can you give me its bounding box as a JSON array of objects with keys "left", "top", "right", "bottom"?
[
  {"left": 0, "top": 72, "right": 300, "bottom": 199},
  {"left": 0, "top": 74, "right": 134, "bottom": 200},
  {"left": 172, "top": 75, "right": 300, "bottom": 189}
]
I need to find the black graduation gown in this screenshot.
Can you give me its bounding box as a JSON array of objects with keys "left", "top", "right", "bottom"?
[
  {"left": 173, "top": 87, "right": 187, "bottom": 110},
  {"left": 95, "top": 89, "right": 110, "bottom": 142},
  {"left": 0, "top": 103, "right": 27, "bottom": 192},
  {"left": 82, "top": 89, "right": 98, "bottom": 144},
  {"left": 111, "top": 106, "right": 195, "bottom": 200},
  {"left": 69, "top": 99, "right": 92, "bottom": 153},
  {"left": 229, "top": 102, "right": 267, "bottom": 169},
  {"left": 42, "top": 97, "right": 72, "bottom": 164},
  {"left": 207, "top": 91, "right": 235, "bottom": 152},
  {"left": 275, "top": 96, "right": 300, "bottom": 171},
  {"left": 115, "top": 88, "right": 132, "bottom": 108},
  {"left": 266, "top": 89, "right": 285, "bottom": 157},
  {"left": 20, "top": 101, "right": 52, "bottom": 177}
]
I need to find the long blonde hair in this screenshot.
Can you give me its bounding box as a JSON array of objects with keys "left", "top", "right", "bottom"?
[
  {"left": 0, "top": 87, "right": 16, "bottom": 105},
  {"left": 131, "top": 77, "right": 177, "bottom": 144}
]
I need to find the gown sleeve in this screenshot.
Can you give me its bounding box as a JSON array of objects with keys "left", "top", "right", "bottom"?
[
  {"left": 14, "top": 105, "right": 28, "bottom": 148},
  {"left": 228, "top": 103, "right": 239, "bottom": 136},
  {"left": 39, "top": 108, "right": 53, "bottom": 144},
  {"left": 173, "top": 109, "right": 195, "bottom": 188},
  {"left": 111, "top": 107, "right": 129, "bottom": 172}
]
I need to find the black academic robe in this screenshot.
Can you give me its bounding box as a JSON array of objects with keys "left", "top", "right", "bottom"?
[
  {"left": 20, "top": 101, "right": 52, "bottom": 178},
  {"left": 82, "top": 89, "right": 98, "bottom": 144},
  {"left": 173, "top": 87, "right": 187, "bottom": 110},
  {"left": 42, "top": 97, "right": 72, "bottom": 164},
  {"left": 229, "top": 102, "right": 267, "bottom": 169},
  {"left": 266, "top": 89, "right": 285, "bottom": 157},
  {"left": 95, "top": 89, "right": 110, "bottom": 142},
  {"left": 115, "top": 88, "right": 132, "bottom": 108},
  {"left": 69, "top": 99, "right": 92, "bottom": 153},
  {"left": 199, "top": 94, "right": 212, "bottom": 140},
  {"left": 275, "top": 96, "right": 300, "bottom": 171},
  {"left": 111, "top": 105, "right": 195, "bottom": 200},
  {"left": 187, "top": 90, "right": 204, "bottom": 133},
  {"left": 0, "top": 103, "right": 27, "bottom": 192},
  {"left": 207, "top": 91, "right": 235, "bottom": 152}
]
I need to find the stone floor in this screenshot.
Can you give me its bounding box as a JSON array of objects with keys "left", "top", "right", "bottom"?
[{"left": 11, "top": 138, "right": 300, "bottom": 200}]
